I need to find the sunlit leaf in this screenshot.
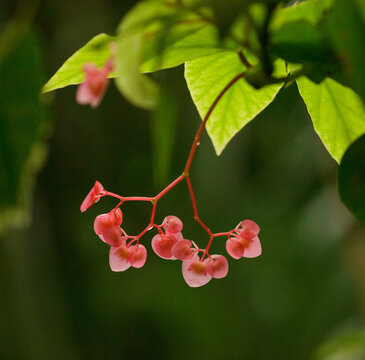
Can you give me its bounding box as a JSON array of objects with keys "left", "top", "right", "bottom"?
[
  {"left": 297, "top": 76, "right": 365, "bottom": 162},
  {"left": 185, "top": 50, "right": 283, "bottom": 155}
]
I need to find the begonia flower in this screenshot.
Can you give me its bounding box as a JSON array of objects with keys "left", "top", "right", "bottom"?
[
  {"left": 226, "top": 219, "right": 261, "bottom": 259},
  {"left": 182, "top": 254, "right": 212, "bottom": 287}
]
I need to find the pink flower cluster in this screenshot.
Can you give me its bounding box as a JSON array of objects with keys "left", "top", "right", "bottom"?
[
  {"left": 81, "top": 182, "right": 147, "bottom": 271},
  {"left": 151, "top": 216, "right": 229, "bottom": 287},
  {"left": 81, "top": 182, "right": 262, "bottom": 288}
]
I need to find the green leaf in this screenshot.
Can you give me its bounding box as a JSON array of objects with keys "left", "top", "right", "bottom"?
[
  {"left": 42, "top": 33, "right": 115, "bottom": 93},
  {"left": 115, "top": 34, "right": 159, "bottom": 109},
  {"left": 269, "top": 0, "right": 334, "bottom": 63},
  {"left": 0, "top": 34, "right": 49, "bottom": 233},
  {"left": 140, "top": 22, "right": 222, "bottom": 73},
  {"left": 326, "top": 0, "right": 365, "bottom": 103},
  {"left": 297, "top": 76, "right": 365, "bottom": 162},
  {"left": 338, "top": 135, "right": 365, "bottom": 225},
  {"left": 185, "top": 50, "right": 283, "bottom": 154}
]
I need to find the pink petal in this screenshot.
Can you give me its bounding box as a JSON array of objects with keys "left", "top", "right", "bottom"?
[
  {"left": 89, "top": 80, "right": 109, "bottom": 108},
  {"left": 94, "top": 208, "right": 123, "bottom": 235},
  {"left": 77, "top": 63, "right": 109, "bottom": 108},
  {"left": 238, "top": 220, "right": 260, "bottom": 240},
  {"left": 128, "top": 245, "right": 147, "bottom": 268},
  {"left": 151, "top": 234, "right": 176, "bottom": 259},
  {"left": 182, "top": 254, "right": 212, "bottom": 288},
  {"left": 243, "top": 236, "right": 262, "bottom": 258},
  {"left": 112, "top": 209, "right": 123, "bottom": 226},
  {"left": 76, "top": 82, "right": 92, "bottom": 105},
  {"left": 93, "top": 181, "right": 103, "bottom": 194},
  {"left": 102, "top": 226, "right": 122, "bottom": 247},
  {"left": 109, "top": 245, "right": 131, "bottom": 272},
  {"left": 162, "top": 216, "right": 183, "bottom": 234},
  {"left": 206, "top": 255, "right": 229, "bottom": 279},
  {"left": 171, "top": 239, "right": 194, "bottom": 260},
  {"left": 226, "top": 238, "right": 245, "bottom": 259},
  {"left": 80, "top": 181, "right": 104, "bottom": 212},
  {"left": 94, "top": 213, "right": 110, "bottom": 235}
]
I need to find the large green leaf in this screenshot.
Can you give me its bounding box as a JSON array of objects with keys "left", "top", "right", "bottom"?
[
  {"left": 0, "top": 34, "right": 49, "bottom": 233},
  {"left": 338, "top": 135, "right": 365, "bottom": 225},
  {"left": 42, "top": 33, "right": 115, "bottom": 93},
  {"left": 297, "top": 76, "right": 365, "bottom": 162},
  {"left": 269, "top": 0, "right": 334, "bottom": 63},
  {"left": 185, "top": 50, "right": 283, "bottom": 155}
]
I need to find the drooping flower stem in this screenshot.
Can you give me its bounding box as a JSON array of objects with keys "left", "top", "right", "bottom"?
[
  {"left": 100, "top": 72, "right": 247, "bottom": 253},
  {"left": 181, "top": 72, "right": 246, "bottom": 249}
]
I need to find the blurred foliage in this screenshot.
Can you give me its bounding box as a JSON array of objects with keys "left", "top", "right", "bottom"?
[
  {"left": 270, "top": 0, "right": 333, "bottom": 63},
  {"left": 312, "top": 328, "right": 365, "bottom": 360},
  {"left": 327, "top": 0, "right": 365, "bottom": 102},
  {"left": 0, "top": 33, "right": 49, "bottom": 233}
]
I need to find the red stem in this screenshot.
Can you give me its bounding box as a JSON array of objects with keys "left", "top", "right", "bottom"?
[
  {"left": 123, "top": 196, "right": 153, "bottom": 202},
  {"left": 137, "top": 202, "right": 157, "bottom": 240},
  {"left": 185, "top": 176, "right": 213, "bottom": 236},
  {"left": 101, "top": 72, "right": 245, "bottom": 247},
  {"left": 156, "top": 175, "right": 185, "bottom": 200},
  {"left": 201, "top": 236, "right": 214, "bottom": 261},
  {"left": 104, "top": 191, "right": 123, "bottom": 200},
  {"left": 183, "top": 72, "right": 245, "bottom": 245}
]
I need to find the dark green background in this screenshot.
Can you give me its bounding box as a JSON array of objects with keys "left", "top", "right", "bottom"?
[{"left": 1, "top": 1, "right": 364, "bottom": 359}]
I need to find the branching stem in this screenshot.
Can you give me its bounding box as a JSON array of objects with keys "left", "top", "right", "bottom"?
[{"left": 103, "top": 72, "right": 245, "bottom": 256}]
